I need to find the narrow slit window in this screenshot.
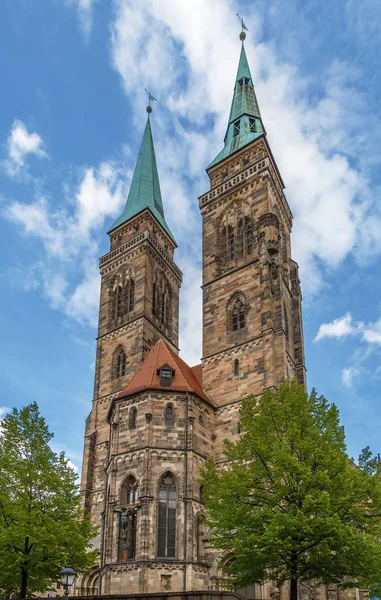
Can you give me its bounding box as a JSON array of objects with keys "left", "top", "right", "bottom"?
[
  {"left": 129, "top": 407, "right": 137, "bottom": 430},
  {"left": 234, "top": 359, "right": 240, "bottom": 376}
]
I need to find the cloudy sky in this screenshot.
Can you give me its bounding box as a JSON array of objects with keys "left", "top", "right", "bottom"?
[{"left": 1, "top": 0, "right": 381, "bottom": 472}]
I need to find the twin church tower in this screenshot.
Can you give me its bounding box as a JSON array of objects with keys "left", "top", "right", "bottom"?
[{"left": 78, "top": 32, "right": 306, "bottom": 597}]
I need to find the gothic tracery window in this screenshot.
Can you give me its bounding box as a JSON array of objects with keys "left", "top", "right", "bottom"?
[
  {"left": 119, "top": 476, "right": 138, "bottom": 561},
  {"left": 229, "top": 295, "right": 246, "bottom": 333},
  {"left": 221, "top": 209, "right": 253, "bottom": 270},
  {"left": 114, "top": 347, "right": 126, "bottom": 379},
  {"left": 110, "top": 272, "right": 135, "bottom": 326},
  {"left": 152, "top": 276, "right": 171, "bottom": 330},
  {"left": 158, "top": 472, "right": 176, "bottom": 558}
]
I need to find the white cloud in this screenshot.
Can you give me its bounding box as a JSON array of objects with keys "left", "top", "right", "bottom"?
[
  {"left": 6, "top": 120, "right": 46, "bottom": 177},
  {"left": 342, "top": 366, "right": 360, "bottom": 388},
  {"left": 64, "top": 0, "right": 97, "bottom": 39},
  {"left": 0, "top": 407, "right": 10, "bottom": 437},
  {"left": 0, "top": 406, "right": 10, "bottom": 419},
  {"left": 67, "top": 459, "right": 79, "bottom": 473},
  {"left": 315, "top": 312, "right": 356, "bottom": 342},
  {"left": 3, "top": 162, "right": 126, "bottom": 326}
]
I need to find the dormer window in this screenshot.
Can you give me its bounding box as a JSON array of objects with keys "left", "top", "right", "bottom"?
[
  {"left": 233, "top": 120, "right": 240, "bottom": 137},
  {"left": 158, "top": 364, "right": 174, "bottom": 387},
  {"left": 249, "top": 118, "right": 256, "bottom": 133}
]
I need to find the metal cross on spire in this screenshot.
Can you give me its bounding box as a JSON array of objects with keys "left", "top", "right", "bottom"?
[
  {"left": 145, "top": 89, "right": 157, "bottom": 114},
  {"left": 236, "top": 13, "right": 248, "bottom": 40}
]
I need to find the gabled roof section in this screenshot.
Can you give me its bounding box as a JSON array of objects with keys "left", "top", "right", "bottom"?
[
  {"left": 117, "top": 339, "right": 213, "bottom": 406},
  {"left": 208, "top": 40, "right": 265, "bottom": 170},
  {"left": 108, "top": 115, "right": 176, "bottom": 244}
]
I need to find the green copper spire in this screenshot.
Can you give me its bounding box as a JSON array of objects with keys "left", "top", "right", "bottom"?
[
  {"left": 108, "top": 107, "right": 176, "bottom": 244},
  {"left": 208, "top": 35, "right": 265, "bottom": 169}
]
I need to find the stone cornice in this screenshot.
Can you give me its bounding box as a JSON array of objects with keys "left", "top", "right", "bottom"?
[{"left": 100, "top": 230, "right": 182, "bottom": 283}]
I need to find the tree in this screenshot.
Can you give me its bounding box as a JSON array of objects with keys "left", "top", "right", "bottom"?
[
  {"left": 0, "top": 402, "right": 98, "bottom": 598},
  {"left": 200, "top": 380, "right": 381, "bottom": 600}
]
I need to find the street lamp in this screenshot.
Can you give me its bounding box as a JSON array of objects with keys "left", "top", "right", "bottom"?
[{"left": 59, "top": 566, "right": 77, "bottom": 598}]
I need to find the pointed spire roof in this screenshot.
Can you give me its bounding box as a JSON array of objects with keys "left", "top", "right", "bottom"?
[
  {"left": 208, "top": 38, "right": 265, "bottom": 169},
  {"left": 108, "top": 113, "right": 176, "bottom": 244},
  {"left": 116, "top": 339, "right": 213, "bottom": 406}
]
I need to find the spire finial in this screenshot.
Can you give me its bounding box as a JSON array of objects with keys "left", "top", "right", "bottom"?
[
  {"left": 236, "top": 13, "right": 248, "bottom": 41},
  {"left": 145, "top": 89, "right": 157, "bottom": 114}
]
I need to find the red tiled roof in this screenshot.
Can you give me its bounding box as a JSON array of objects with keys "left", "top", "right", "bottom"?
[
  {"left": 118, "top": 340, "right": 213, "bottom": 406},
  {"left": 191, "top": 364, "right": 203, "bottom": 388}
]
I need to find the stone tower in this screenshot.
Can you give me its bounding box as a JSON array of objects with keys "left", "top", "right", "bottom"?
[
  {"left": 77, "top": 33, "right": 306, "bottom": 599},
  {"left": 80, "top": 108, "right": 182, "bottom": 566},
  {"left": 199, "top": 38, "right": 306, "bottom": 457}
]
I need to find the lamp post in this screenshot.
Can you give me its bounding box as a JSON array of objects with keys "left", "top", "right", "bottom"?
[{"left": 59, "top": 566, "right": 77, "bottom": 599}]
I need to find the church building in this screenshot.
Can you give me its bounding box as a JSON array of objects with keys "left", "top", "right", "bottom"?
[{"left": 77, "top": 30, "right": 306, "bottom": 597}]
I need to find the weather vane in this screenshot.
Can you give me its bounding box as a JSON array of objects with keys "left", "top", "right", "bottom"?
[
  {"left": 236, "top": 13, "right": 248, "bottom": 41},
  {"left": 145, "top": 89, "right": 157, "bottom": 114}
]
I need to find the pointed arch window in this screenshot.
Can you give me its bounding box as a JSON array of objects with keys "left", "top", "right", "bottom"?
[
  {"left": 129, "top": 279, "right": 135, "bottom": 313},
  {"left": 237, "top": 217, "right": 244, "bottom": 258},
  {"left": 116, "top": 284, "right": 124, "bottom": 318},
  {"left": 245, "top": 216, "right": 253, "bottom": 255},
  {"left": 114, "top": 347, "right": 126, "bottom": 379},
  {"left": 165, "top": 404, "right": 174, "bottom": 427},
  {"left": 129, "top": 407, "right": 137, "bottom": 430},
  {"left": 119, "top": 476, "right": 138, "bottom": 561},
  {"left": 152, "top": 282, "right": 158, "bottom": 318},
  {"left": 197, "top": 514, "right": 206, "bottom": 561},
  {"left": 158, "top": 472, "right": 176, "bottom": 558},
  {"left": 230, "top": 295, "right": 246, "bottom": 332}
]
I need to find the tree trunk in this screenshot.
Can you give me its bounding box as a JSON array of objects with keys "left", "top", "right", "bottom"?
[
  {"left": 20, "top": 564, "right": 28, "bottom": 599},
  {"left": 290, "top": 549, "right": 298, "bottom": 600},
  {"left": 290, "top": 578, "right": 298, "bottom": 600},
  {"left": 20, "top": 536, "right": 29, "bottom": 599}
]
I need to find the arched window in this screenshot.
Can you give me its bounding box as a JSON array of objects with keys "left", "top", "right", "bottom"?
[
  {"left": 119, "top": 476, "right": 138, "bottom": 560},
  {"left": 116, "top": 284, "right": 124, "bottom": 318},
  {"left": 114, "top": 347, "right": 126, "bottom": 379},
  {"left": 245, "top": 216, "right": 253, "bottom": 255},
  {"left": 199, "top": 414, "right": 204, "bottom": 426},
  {"left": 158, "top": 472, "right": 176, "bottom": 558},
  {"left": 165, "top": 405, "right": 174, "bottom": 427},
  {"left": 129, "top": 407, "right": 137, "bottom": 430},
  {"left": 129, "top": 279, "right": 135, "bottom": 313},
  {"left": 234, "top": 359, "right": 240, "bottom": 376},
  {"left": 236, "top": 217, "right": 244, "bottom": 258},
  {"left": 228, "top": 225, "right": 235, "bottom": 260},
  {"left": 197, "top": 514, "right": 206, "bottom": 561},
  {"left": 152, "top": 282, "right": 157, "bottom": 318},
  {"left": 231, "top": 296, "right": 246, "bottom": 332}
]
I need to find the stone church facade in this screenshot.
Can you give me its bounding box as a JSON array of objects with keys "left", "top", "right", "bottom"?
[{"left": 76, "top": 34, "right": 322, "bottom": 599}]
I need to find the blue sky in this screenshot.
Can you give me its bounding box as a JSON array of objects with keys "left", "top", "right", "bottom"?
[{"left": 1, "top": 0, "right": 381, "bottom": 472}]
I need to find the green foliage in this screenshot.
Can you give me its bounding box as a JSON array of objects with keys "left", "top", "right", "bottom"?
[
  {"left": 200, "top": 380, "right": 381, "bottom": 598},
  {"left": 0, "top": 402, "right": 98, "bottom": 597}
]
